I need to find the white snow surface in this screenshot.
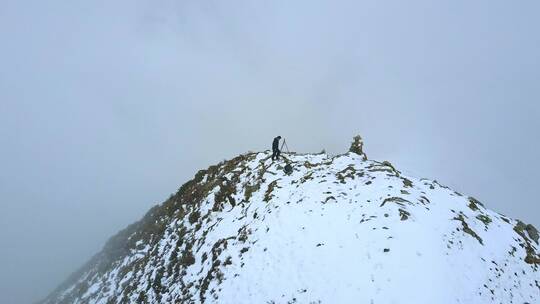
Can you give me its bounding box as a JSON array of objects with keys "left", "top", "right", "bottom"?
[{"left": 43, "top": 151, "right": 539, "bottom": 304}]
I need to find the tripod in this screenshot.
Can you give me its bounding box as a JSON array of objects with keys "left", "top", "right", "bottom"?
[{"left": 280, "top": 138, "right": 290, "bottom": 154}]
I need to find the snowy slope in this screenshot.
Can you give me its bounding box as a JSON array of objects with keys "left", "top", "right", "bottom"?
[{"left": 42, "top": 140, "right": 539, "bottom": 304}]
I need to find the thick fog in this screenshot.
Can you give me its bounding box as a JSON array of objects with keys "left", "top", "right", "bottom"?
[{"left": 1, "top": 0, "right": 539, "bottom": 303}]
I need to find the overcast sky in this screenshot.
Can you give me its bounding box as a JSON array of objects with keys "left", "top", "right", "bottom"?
[{"left": 1, "top": 0, "right": 539, "bottom": 303}]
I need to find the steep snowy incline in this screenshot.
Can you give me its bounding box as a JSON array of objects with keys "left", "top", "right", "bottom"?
[{"left": 42, "top": 145, "right": 539, "bottom": 304}]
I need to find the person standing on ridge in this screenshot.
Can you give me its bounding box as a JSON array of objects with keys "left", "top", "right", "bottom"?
[{"left": 272, "top": 136, "right": 282, "bottom": 161}]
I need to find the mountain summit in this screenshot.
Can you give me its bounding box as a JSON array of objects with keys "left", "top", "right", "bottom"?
[{"left": 43, "top": 137, "right": 539, "bottom": 304}]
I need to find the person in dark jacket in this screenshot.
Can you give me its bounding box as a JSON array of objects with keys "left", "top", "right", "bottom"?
[{"left": 272, "top": 136, "right": 282, "bottom": 161}]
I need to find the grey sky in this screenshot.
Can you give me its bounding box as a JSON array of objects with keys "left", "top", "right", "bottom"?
[{"left": 1, "top": 0, "right": 539, "bottom": 303}]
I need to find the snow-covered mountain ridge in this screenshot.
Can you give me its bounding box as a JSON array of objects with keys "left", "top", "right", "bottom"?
[{"left": 42, "top": 138, "right": 539, "bottom": 304}]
